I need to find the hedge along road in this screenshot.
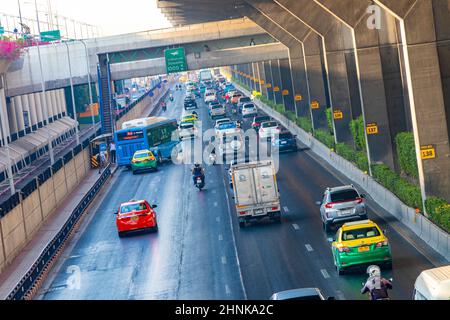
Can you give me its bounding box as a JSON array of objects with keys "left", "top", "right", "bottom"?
[{"left": 36, "top": 84, "right": 439, "bottom": 300}]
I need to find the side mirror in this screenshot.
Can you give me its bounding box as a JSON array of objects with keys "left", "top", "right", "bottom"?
[
  {"left": 383, "top": 229, "right": 388, "bottom": 235},
  {"left": 113, "top": 211, "right": 118, "bottom": 215},
  {"left": 389, "top": 278, "right": 393, "bottom": 282},
  {"left": 151, "top": 204, "right": 158, "bottom": 209}
]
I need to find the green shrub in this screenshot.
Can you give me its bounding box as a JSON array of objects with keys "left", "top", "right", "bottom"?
[
  {"left": 336, "top": 142, "right": 369, "bottom": 172},
  {"left": 295, "top": 117, "right": 312, "bottom": 133},
  {"left": 371, "top": 164, "right": 423, "bottom": 210},
  {"left": 395, "top": 132, "right": 418, "bottom": 179},
  {"left": 284, "top": 111, "right": 297, "bottom": 122},
  {"left": 349, "top": 116, "right": 366, "bottom": 151},
  {"left": 326, "top": 107, "right": 334, "bottom": 134},
  {"left": 314, "top": 129, "right": 335, "bottom": 149},
  {"left": 425, "top": 197, "right": 450, "bottom": 232}
]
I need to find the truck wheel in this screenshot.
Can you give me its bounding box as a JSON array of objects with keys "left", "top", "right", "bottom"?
[{"left": 239, "top": 221, "right": 246, "bottom": 228}]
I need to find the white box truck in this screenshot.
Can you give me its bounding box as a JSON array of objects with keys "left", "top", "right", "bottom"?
[{"left": 231, "top": 160, "right": 281, "bottom": 227}]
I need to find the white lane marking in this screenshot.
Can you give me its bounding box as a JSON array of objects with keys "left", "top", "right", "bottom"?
[
  {"left": 212, "top": 190, "right": 217, "bottom": 194},
  {"left": 335, "top": 290, "right": 346, "bottom": 300},
  {"left": 292, "top": 223, "right": 300, "bottom": 230},
  {"left": 222, "top": 174, "right": 247, "bottom": 299},
  {"left": 320, "top": 269, "right": 330, "bottom": 279},
  {"left": 221, "top": 256, "right": 227, "bottom": 264},
  {"left": 283, "top": 206, "right": 289, "bottom": 212},
  {"left": 305, "top": 244, "right": 314, "bottom": 252},
  {"left": 225, "top": 284, "right": 231, "bottom": 296},
  {"left": 218, "top": 234, "right": 223, "bottom": 241},
  {"left": 214, "top": 202, "right": 218, "bottom": 207},
  {"left": 216, "top": 216, "right": 220, "bottom": 223}
]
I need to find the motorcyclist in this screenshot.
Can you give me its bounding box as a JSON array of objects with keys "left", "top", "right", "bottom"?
[
  {"left": 192, "top": 163, "right": 205, "bottom": 185},
  {"left": 192, "top": 110, "right": 198, "bottom": 117},
  {"left": 169, "top": 93, "right": 174, "bottom": 101},
  {"left": 361, "top": 265, "right": 392, "bottom": 300}
]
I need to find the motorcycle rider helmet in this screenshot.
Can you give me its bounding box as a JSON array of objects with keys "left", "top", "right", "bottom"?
[
  {"left": 367, "top": 265, "right": 381, "bottom": 277},
  {"left": 194, "top": 163, "right": 201, "bottom": 168}
]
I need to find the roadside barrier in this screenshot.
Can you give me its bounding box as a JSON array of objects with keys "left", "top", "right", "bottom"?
[{"left": 6, "top": 164, "right": 112, "bottom": 300}]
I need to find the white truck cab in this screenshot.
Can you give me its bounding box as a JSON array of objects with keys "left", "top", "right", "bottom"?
[{"left": 413, "top": 265, "right": 450, "bottom": 300}]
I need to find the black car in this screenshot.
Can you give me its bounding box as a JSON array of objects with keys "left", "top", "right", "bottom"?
[
  {"left": 184, "top": 97, "right": 198, "bottom": 110},
  {"left": 272, "top": 130, "right": 298, "bottom": 152}
]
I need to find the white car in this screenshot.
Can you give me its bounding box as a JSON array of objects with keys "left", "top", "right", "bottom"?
[
  {"left": 242, "top": 102, "right": 258, "bottom": 118},
  {"left": 178, "top": 121, "right": 198, "bottom": 140},
  {"left": 209, "top": 104, "right": 226, "bottom": 119},
  {"left": 215, "top": 121, "right": 240, "bottom": 137},
  {"left": 205, "top": 92, "right": 217, "bottom": 104},
  {"left": 219, "top": 133, "right": 244, "bottom": 161},
  {"left": 259, "top": 120, "right": 280, "bottom": 139}
]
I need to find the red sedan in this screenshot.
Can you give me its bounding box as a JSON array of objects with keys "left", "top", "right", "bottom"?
[{"left": 115, "top": 200, "right": 158, "bottom": 237}]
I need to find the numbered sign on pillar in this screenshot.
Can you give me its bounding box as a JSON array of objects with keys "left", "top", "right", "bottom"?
[
  {"left": 282, "top": 90, "right": 289, "bottom": 96},
  {"left": 311, "top": 100, "right": 320, "bottom": 109},
  {"left": 295, "top": 94, "right": 302, "bottom": 101},
  {"left": 420, "top": 145, "right": 436, "bottom": 160},
  {"left": 333, "top": 109, "right": 344, "bottom": 119},
  {"left": 366, "top": 123, "right": 379, "bottom": 135},
  {"left": 260, "top": 80, "right": 265, "bottom": 85},
  {"left": 266, "top": 83, "right": 272, "bottom": 89},
  {"left": 273, "top": 86, "right": 280, "bottom": 92}
]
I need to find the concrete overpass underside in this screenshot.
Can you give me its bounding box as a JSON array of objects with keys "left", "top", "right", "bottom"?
[{"left": 159, "top": 0, "right": 450, "bottom": 203}]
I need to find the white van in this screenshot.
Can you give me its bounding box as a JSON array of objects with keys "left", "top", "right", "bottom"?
[{"left": 413, "top": 265, "right": 450, "bottom": 300}]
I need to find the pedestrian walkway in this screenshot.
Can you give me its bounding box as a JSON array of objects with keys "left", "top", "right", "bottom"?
[{"left": 0, "top": 165, "right": 117, "bottom": 299}]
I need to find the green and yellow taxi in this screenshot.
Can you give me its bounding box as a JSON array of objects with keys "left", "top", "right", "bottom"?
[
  {"left": 181, "top": 113, "right": 198, "bottom": 124},
  {"left": 331, "top": 220, "right": 392, "bottom": 275},
  {"left": 131, "top": 149, "right": 158, "bottom": 174}
]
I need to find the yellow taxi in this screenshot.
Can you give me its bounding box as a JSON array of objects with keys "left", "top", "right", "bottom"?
[
  {"left": 331, "top": 220, "right": 392, "bottom": 275},
  {"left": 181, "top": 113, "right": 199, "bottom": 123}
]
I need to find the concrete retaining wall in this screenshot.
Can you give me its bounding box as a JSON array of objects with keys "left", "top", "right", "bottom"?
[
  {"left": 235, "top": 84, "right": 450, "bottom": 262},
  {"left": 0, "top": 148, "right": 90, "bottom": 273}
]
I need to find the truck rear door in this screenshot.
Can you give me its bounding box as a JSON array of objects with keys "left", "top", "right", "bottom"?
[
  {"left": 233, "top": 167, "right": 257, "bottom": 208},
  {"left": 254, "top": 164, "right": 278, "bottom": 204}
]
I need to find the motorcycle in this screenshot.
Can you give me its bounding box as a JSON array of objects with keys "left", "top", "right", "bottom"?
[
  {"left": 169, "top": 95, "right": 174, "bottom": 102},
  {"left": 209, "top": 152, "right": 217, "bottom": 165},
  {"left": 361, "top": 266, "right": 393, "bottom": 301},
  {"left": 195, "top": 176, "right": 205, "bottom": 191}
]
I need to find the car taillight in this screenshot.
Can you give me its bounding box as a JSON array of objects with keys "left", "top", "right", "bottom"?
[
  {"left": 149, "top": 157, "right": 155, "bottom": 161},
  {"left": 338, "top": 247, "right": 350, "bottom": 253},
  {"left": 376, "top": 240, "right": 389, "bottom": 248},
  {"left": 356, "top": 198, "right": 363, "bottom": 204},
  {"left": 271, "top": 207, "right": 278, "bottom": 211},
  {"left": 239, "top": 211, "right": 247, "bottom": 215},
  {"left": 325, "top": 203, "right": 334, "bottom": 209}
]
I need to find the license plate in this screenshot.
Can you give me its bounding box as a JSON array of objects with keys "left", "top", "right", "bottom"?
[
  {"left": 130, "top": 216, "right": 139, "bottom": 222},
  {"left": 339, "top": 210, "right": 352, "bottom": 216},
  {"left": 358, "top": 246, "right": 370, "bottom": 252},
  {"left": 280, "top": 141, "right": 287, "bottom": 145},
  {"left": 254, "top": 209, "right": 264, "bottom": 215}
]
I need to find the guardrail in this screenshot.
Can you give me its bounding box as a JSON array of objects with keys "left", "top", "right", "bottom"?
[{"left": 6, "top": 164, "right": 112, "bottom": 300}]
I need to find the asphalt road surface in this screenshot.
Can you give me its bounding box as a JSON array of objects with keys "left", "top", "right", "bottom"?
[{"left": 37, "top": 83, "right": 440, "bottom": 300}]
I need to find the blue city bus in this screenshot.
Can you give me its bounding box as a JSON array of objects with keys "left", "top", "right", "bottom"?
[{"left": 115, "top": 117, "right": 180, "bottom": 167}]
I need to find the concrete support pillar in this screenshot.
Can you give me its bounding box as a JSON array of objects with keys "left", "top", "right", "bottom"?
[
  {"left": 263, "top": 61, "right": 274, "bottom": 102},
  {"left": 50, "top": 90, "right": 58, "bottom": 120},
  {"left": 270, "top": 60, "right": 283, "bottom": 106},
  {"left": 257, "top": 61, "right": 268, "bottom": 98},
  {"left": 378, "top": 0, "right": 450, "bottom": 201},
  {"left": 0, "top": 86, "right": 11, "bottom": 144},
  {"left": 278, "top": 58, "right": 296, "bottom": 113},
  {"left": 7, "top": 98, "right": 18, "bottom": 136},
  {"left": 289, "top": 45, "right": 311, "bottom": 118},
  {"left": 304, "top": 33, "right": 328, "bottom": 131},
  {"left": 44, "top": 91, "right": 53, "bottom": 122},
  {"left": 34, "top": 92, "right": 44, "bottom": 127},
  {"left": 59, "top": 89, "right": 67, "bottom": 116},
  {"left": 28, "top": 94, "right": 38, "bottom": 130},
  {"left": 324, "top": 22, "right": 355, "bottom": 144},
  {"left": 21, "top": 95, "right": 31, "bottom": 132},
  {"left": 250, "top": 63, "right": 256, "bottom": 91},
  {"left": 254, "top": 62, "right": 262, "bottom": 93},
  {"left": 40, "top": 92, "right": 49, "bottom": 125},
  {"left": 14, "top": 96, "right": 25, "bottom": 134}
]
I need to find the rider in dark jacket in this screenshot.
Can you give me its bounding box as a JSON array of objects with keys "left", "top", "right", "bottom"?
[{"left": 361, "top": 265, "right": 392, "bottom": 300}]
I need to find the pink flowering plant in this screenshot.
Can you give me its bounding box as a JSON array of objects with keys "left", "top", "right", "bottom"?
[{"left": 0, "top": 38, "right": 25, "bottom": 61}]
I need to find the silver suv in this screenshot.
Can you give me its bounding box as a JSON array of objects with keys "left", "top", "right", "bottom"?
[{"left": 319, "top": 185, "right": 367, "bottom": 232}]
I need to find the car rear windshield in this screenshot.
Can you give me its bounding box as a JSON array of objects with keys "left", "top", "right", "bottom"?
[
  {"left": 279, "top": 132, "right": 293, "bottom": 139},
  {"left": 255, "top": 116, "right": 271, "bottom": 123},
  {"left": 262, "top": 121, "right": 277, "bottom": 128},
  {"left": 134, "top": 152, "right": 151, "bottom": 159},
  {"left": 212, "top": 105, "right": 223, "bottom": 109},
  {"left": 330, "top": 189, "right": 359, "bottom": 202},
  {"left": 180, "top": 123, "right": 194, "bottom": 129},
  {"left": 120, "top": 203, "right": 147, "bottom": 213},
  {"left": 342, "top": 227, "right": 380, "bottom": 241},
  {"left": 243, "top": 104, "right": 255, "bottom": 109},
  {"left": 240, "top": 97, "right": 251, "bottom": 103},
  {"left": 218, "top": 123, "right": 236, "bottom": 130}
]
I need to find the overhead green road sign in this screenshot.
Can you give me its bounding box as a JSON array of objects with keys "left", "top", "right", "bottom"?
[
  {"left": 40, "top": 30, "right": 61, "bottom": 42},
  {"left": 164, "top": 47, "right": 187, "bottom": 74}
]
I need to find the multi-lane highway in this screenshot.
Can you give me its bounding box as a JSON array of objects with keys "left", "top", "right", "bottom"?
[{"left": 36, "top": 83, "right": 440, "bottom": 300}]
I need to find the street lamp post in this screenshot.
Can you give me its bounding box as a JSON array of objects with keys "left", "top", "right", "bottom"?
[
  {"left": 63, "top": 41, "right": 80, "bottom": 145},
  {"left": 79, "top": 39, "right": 96, "bottom": 132}
]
